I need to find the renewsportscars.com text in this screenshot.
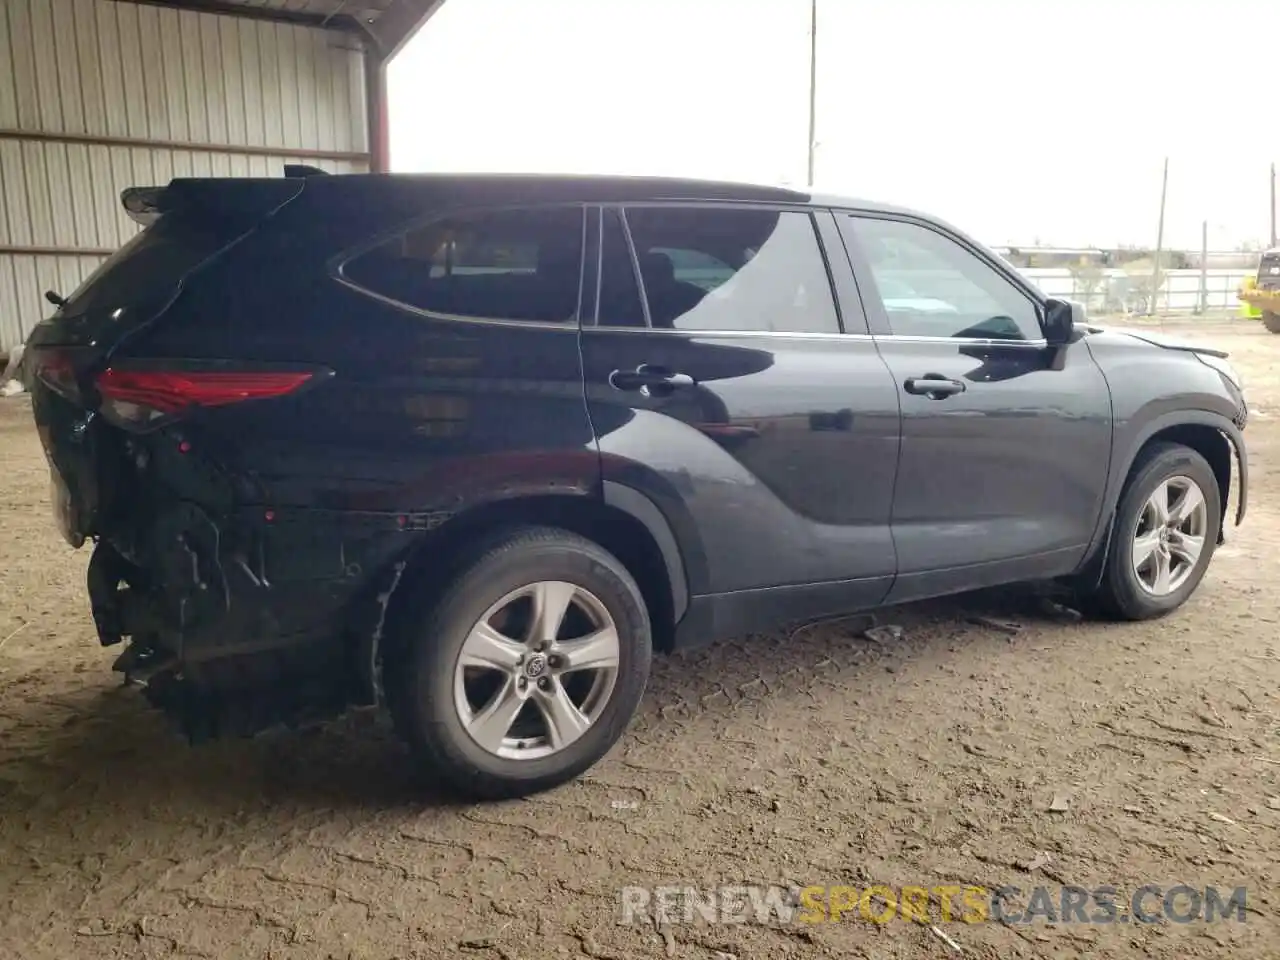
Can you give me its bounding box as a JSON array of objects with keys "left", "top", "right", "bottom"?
[{"left": 618, "top": 884, "right": 1249, "bottom": 926}]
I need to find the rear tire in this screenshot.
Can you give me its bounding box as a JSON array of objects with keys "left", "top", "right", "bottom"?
[
  {"left": 386, "top": 526, "right": 652, "bottom": 800},
  {"left": 1262, "top": 310, "right": 1280, "bottom": 334},
  {"left": 1088, "top": 443, "right": 1221, "bottom": 620}
]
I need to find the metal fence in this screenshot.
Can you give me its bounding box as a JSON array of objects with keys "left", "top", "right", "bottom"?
[{"left": 1019, "top": 268, "right": 1254, "bottom": 315}]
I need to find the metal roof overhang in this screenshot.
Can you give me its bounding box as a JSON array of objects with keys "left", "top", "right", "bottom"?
[
  {"left": 102, "top": 0, "right": 452, "bottom": 170},
  {"left": 110, "top": 0, "right": 448, "bottom": 57}
]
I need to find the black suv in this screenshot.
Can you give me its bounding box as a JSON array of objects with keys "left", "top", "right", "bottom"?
[{"left": 26, "top": 173, "right": 1248, "bottom": 799}]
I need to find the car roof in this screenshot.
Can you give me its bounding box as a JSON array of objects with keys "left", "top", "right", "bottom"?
[{"left": 295, "top": 171, "right": 920, "bottom": 217}]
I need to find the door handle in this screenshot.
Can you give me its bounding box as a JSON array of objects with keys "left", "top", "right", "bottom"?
[
  {"left": 903, "top": 374, "right": 965, "bottom": 399},
  {"left": 609, "top": 364, "right": 695, "bottom": 396}
]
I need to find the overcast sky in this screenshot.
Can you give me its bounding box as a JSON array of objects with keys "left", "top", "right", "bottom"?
[{"left": 389, "top": 0, "right": 1276, "bottom": 251}]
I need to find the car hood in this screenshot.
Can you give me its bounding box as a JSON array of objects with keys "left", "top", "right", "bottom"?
[{"left": 1082, "top": 323, "right": 1228, "bottom": 358}]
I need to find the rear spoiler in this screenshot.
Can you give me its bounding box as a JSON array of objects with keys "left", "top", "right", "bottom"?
[
  {"left": 121, "top": 186, "right": 169, "bottom": 227},
  {"left": 284, "top": 164, "right": 330, "bottom": 178},
  {"left": 120, "top": 169, "right": 312, "bottom": 227}
]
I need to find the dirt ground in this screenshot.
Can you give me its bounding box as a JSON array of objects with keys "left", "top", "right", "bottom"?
[{"left": 1, "top": 318, "right": 1278, "bottom": 960}]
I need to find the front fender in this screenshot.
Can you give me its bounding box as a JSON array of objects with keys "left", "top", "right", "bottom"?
[
  {"left": 1226, "top": 421, "right": 1249, "bottom": 528},
  {"left": 1093, "top": 409, "right": 1246, "bottom": 555},
  {"left": 1130, "top": 410, "right": 1245, "bottom": 527},
  {"left": 1075, "top": 408, "right": 1246, "bottom": 587}
]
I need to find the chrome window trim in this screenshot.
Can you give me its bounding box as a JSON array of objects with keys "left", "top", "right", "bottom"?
[
  {"left": 329, "top": 277, "right": 1051, "bottom": 348},
  {"left": 332, "top": 197, "right": 1047, "bottom": 346},
  {"left": 581, "top": 325, "right": 1048, "bottom": 347},
  {"left": 330, "top": 277, "right": 582, "bottom": 331}
]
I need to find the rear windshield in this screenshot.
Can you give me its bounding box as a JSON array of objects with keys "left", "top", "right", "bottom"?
[{"left": 59, "top": 215, "right": 239, "bottom": 319}]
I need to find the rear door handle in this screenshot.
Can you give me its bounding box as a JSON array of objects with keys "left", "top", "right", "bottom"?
[
  {"left": 903, "top": 375, "right": 965, "bottom": 399},
  {"left": 609, "top": 364, "right": 695, "bottom": 396}
]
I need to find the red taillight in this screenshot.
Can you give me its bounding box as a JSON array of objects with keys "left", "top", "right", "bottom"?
[{"left": 95, "top": 367, "right": 315, "bottom": 426}]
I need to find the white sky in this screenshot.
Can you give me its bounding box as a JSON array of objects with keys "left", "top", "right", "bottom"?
[{"left": 389, "top": 0, "right": 1277, "bottom": 251}]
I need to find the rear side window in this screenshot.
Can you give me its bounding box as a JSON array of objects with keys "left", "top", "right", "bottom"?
[
  {"left": 598, "top": 206, "right": 839, "bottom": 333},
  {"left": 343, "top": 206, "right": 586, "bottom": 323}
]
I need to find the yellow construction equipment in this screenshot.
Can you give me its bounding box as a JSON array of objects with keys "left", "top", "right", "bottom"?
[{"left": 1237, "top": 248, "right": 1280, "bottom": 332}]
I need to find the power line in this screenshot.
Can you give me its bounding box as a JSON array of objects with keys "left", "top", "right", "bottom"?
[{"left": 806, "top": 0, "right": 817, "bottom": 187}]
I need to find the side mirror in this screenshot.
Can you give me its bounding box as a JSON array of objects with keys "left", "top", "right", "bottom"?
[{"left": 1042, "top": 298, "right": 1083, "bottom": 346}]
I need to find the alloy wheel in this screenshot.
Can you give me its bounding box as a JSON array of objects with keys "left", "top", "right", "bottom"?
[
  {"left": 1131, "top": 475, "right": 1209, "bottom": 596},
  {"left": 452, "top": 580, "right": 621, "bottom": 760}
]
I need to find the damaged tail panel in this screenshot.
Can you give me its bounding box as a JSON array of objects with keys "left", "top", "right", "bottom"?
[
  {"left": 21, "top": 174, "right": 402, "bottom": 736},
  {"left": 24, "top": 174, "right": 601, "bottom": 742}
]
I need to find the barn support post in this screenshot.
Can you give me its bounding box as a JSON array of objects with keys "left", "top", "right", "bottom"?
[
  {"left": 361, "top": 0, "right": 449, "bottom": 174},
  {"left": 366, "top": 51, "right": 392, "bottom": 173}
]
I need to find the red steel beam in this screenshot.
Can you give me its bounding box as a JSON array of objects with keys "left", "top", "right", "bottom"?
[{"left": 361, "top": 1, "right": 450, "bottom": 172}]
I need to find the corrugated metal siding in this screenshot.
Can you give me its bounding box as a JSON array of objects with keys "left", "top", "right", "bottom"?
[{"left": 0, "top": 0, "right": 369, "bottom": 350}]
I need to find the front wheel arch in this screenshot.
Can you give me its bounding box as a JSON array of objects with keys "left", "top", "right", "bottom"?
[
  {"left": 1130, "top": 424, "right": 1233, "bottom": 536},
  {"left": 1075, "top": 415, "right": 1242, "bottom": 590},
  {"left": 1114, "top": 413, "right": 1242, "bottom": 533}
]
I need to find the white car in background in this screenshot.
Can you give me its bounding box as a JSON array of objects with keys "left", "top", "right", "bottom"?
[
  {"left": 878, "top": 277, "right": 959, "bottom": 313},
  {"left": 2, "top": 342, "right": 26, "bottom": 396}
]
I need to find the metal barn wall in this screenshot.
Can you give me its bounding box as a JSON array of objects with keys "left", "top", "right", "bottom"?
[{"left": 0, "top": 0, "right": 370, "bottom": 350}]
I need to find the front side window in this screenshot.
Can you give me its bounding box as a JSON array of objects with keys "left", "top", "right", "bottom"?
[
  {"left": 843, "top": 216, "right": 1042, "bottom": 341},
  {"left": 597, "top": 206, "right": 839, "bottom": 334},
  {"left": 343, "top": 206, "right": 585, "bottom": 323}
]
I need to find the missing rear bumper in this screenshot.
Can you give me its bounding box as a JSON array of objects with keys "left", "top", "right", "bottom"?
[
  {"left": 137, "top": 657, "right": 351, "bottom": 744},
  {"left": 87, "top": 541, "right": 161, "bottom": 647}
]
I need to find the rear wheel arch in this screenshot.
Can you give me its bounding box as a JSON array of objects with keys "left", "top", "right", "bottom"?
[
  {"left": 378, "top": 492, "right": 685, "bottom": 664},
  {"left": 382, "top": 524, "right": 654, "bottom": 798}
]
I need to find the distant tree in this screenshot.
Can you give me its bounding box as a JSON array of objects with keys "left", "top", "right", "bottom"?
[{"left": 1068, "top": 257, "right": 1105, "bottom": 305}]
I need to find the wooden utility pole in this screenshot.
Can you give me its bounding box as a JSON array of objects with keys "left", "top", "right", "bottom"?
[
  {"left": 1149, "top": 157, "right": 1168, "bottom": 316},
  {"left": 1270, "top": 162, "right": 1277, "bottom": 248},
  {"left": 1198, "top": 220, "right": 1208, "bottom": 315},
  {"left": 806, "top": 0, "right": 817, "bottom": 187}
]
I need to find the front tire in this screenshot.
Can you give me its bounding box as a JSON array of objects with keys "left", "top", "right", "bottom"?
[
  {"left": 1262, "top": 310, "right": 1280, "bottom": 334},
  {"left": 1090, "top": 443, "right": 1221, "bottom": 620},
  {"left": 387, "top": 526, "right": 652, "bottom": 800}
]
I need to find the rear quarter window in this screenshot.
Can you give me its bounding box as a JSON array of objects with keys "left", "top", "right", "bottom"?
[{"left": 342, "top": 206, "right": 586, "bottom": 324}]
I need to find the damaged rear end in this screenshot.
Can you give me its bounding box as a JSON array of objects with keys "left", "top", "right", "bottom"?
[{"left": 25, "top": 175, "right": 393, "bottom": 739}]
